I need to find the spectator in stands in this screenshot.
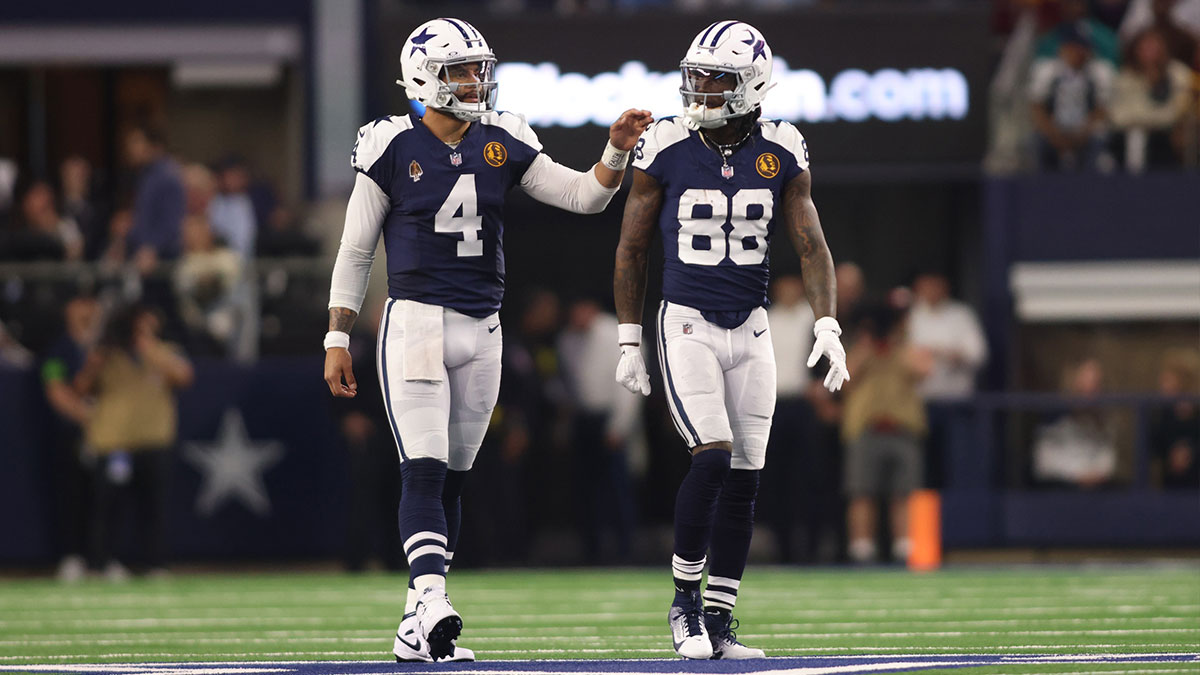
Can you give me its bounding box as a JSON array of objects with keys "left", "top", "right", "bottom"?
[
  {"left": 123, "top": 123, "right": 185, "bottom": 275},
  {"left": 557, "top": 295, "right": 640, "bottom": 562},
  {"left": 763, "top": 275, "right": 835, "bottom": 563},
  {"left": 75, "top": 304, "right": 193, "bottom": 580},
  {"left": 841, "top": 300, "right": 929, "bottom": 564},
  {"left": 790, "top": 261, "right": 868, "bottom": 562},
  {"left": 1111, "top": 28, "right": 1197, "bottom": 170},
  {"left": 208, "top": 156, "right": 257, "bottom": 261},
  {"left": 1150, "top": 349, "right": 1200, "bottom": 489},
  {"left": 1119, "top": 0, "right": 1200, "bottom": 63},
  {"left": 20, "top": 181, "right": 84, "bottom": 261},
  {"left": 173, "top": 214, "right": 244, "bottom": 356},
  {"left": 1030, "top": 24, "right": 1117, "bottom": 171},
  {"left": 182, "top": 163, "right": 218, "bottom": 217},
  {"left": 908, "top": 271, "right": 987, "bottom": 401},
  {"left": 40, "top": 293, "right": 102, "bottom": 581},
  {"left": 337, "top": 301, "right": 404, "bottom": 572},
  {"left": 1031, "top": 357, "right": 1118, "bottom": 488},
  {"left": 907, "top": 270, "right": 987, "bottom": 489},
  {"left": 59, "top": 156, "right": 107, "bottom": 260},
  {"left": 1036, "top": 0, "right": 1121, "bottom": 65}
]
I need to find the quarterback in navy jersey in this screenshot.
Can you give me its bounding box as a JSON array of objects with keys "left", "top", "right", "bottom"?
[
  {"left": 612, "top": 20, "right": 850, "bottom": 660},
  {"left": 323, "top": 17, "right": 651, "bottom": 663}
]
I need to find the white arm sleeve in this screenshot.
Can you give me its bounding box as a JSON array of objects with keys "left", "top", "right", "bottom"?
[
  {"left": 519, "top": 153, "right": 618, "bottom": 215},
  {"left": 328, "top": 172, "right": 389, "bottom": 313}
]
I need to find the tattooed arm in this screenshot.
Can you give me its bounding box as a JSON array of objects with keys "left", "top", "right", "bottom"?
[
  {"left": 784, "top": 169, "right": 849, "bottom": 392},
  {"left": 613, "top": 169, "right": 663, "bottom": 330},
  {"left": 612, "top": 169, "right": 663, "bottom": 396},
  {"left": 783, "top": 170, "right": 835, "bottom": 319}
]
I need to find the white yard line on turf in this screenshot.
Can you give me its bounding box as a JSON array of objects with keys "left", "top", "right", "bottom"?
[{"left": 3, "top": 627, "right": 1198, "bottom": 649}]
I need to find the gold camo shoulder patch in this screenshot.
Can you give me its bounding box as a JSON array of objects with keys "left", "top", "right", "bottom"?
[
  {"left": 756, "top": 152, "right": 780, "bottom": 179},
  {"left": 484, "top": 141, "right": 507, "bottom": 167}
]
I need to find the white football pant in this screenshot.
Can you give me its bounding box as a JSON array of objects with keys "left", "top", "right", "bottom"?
[
  {"left": 376, "top": 299, "right": 502, "bottom": 471},
  {"left": 656, "top": 301, "right": 776, "bottom": 470}
]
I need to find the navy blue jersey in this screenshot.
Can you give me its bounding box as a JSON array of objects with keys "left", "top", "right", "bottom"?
[
  {"left": 352, "top": 112, "right": 542, "bottom": 317},
  {"left": 633, "top": 117, "right": 810, "bottom": 313}
]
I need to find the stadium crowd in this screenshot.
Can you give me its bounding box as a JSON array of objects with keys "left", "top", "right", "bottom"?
[{"left": 993, "top": 0, "right": 1200, "bottom": 171}]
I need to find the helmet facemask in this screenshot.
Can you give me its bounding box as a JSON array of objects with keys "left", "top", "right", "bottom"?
[
  {"left": 680, "top": 63, "right": 753, "bottom": 129},
  {"left": 423, "top": 56, "right": 498, "bottom": 122}
]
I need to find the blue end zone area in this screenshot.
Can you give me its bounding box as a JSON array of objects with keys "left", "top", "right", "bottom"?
[{"left": 2, "top": 654, "right": 1197, "bottom": 674}]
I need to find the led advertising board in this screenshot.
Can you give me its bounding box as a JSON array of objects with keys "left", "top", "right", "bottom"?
[{"left": 372, "top": 7, "right": 992, "bottom": 168}]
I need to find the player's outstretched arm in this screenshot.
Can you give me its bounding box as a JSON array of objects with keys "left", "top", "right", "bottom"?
[
  {"left": 518, "top": 109, "right": 653, "bottom": 214},
  {"left": 612, "top": 169, "right": 663, "bottom": 396},
  {"left": 784, "top": 170, "right": 849, "bottom": 392},
  {"left": 593, "top": 109, "right": 655, "bottom": 188}
]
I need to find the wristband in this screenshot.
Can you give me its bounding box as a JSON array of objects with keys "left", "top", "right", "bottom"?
[
  {"left": 324, "top": 331, "right": 350, "bottom": 351},
  {"left": 813, "top": 316, "right": 842, "bottom": 337},
  {"left": 601, "top": 140, "right": 630, "bottom": 171},
  {"left": 617, "top": 323, "right": 642, "bottom": 346}
]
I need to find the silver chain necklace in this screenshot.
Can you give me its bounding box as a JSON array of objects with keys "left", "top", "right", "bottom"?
[{"left": 700, "top": 128, "right": 752, "bottom": 180}]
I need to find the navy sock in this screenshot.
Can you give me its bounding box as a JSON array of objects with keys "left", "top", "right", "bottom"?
[
  {"left": 672, "top": 449, "right": 731, "bottom": 603},
  {"left": 398, "top": 458, "right": 449, "bottom": 586},
  {"left": 442, "top": 469, "right": 468, "bottom": 572},
  {"left": 705, "top": 469, "right": 758, "bottom": 612}
]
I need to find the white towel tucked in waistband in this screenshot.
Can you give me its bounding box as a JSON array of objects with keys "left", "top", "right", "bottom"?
[{"left": 402, "top": 300, "right": 444, "bottom": 382}]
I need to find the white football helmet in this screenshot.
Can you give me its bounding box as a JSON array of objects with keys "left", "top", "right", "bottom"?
[
  {"left": 398, "top": 18, "right": 497, "bottom": 122},
  {"left": 679, "top": 21, "right": 773, "bottom": 130}
]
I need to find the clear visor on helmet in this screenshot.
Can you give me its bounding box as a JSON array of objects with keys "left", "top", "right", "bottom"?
[
  {"left": 679, "top": 64, "right": 741, "bottom": 109},
  {"left": 440, "top": 56, "right": 498, "bottom": 112}
]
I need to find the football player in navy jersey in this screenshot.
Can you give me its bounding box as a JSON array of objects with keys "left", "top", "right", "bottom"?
[
  {"left": 323, "top": 17, "right": 652, "bottom": 663},
  {"left": 612, "top": 21, "right": 850, "bottom": 660}
]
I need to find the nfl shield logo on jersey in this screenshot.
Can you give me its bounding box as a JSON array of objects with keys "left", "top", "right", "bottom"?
[
  {"left": 682, "top": 323, "right": 693, "bottom": 335},
  {"left": 450, "top": 152, "right": 463, "bottom": 166},
  {"left": 721, "top": 164, "right": 735, "bottom": 179}
]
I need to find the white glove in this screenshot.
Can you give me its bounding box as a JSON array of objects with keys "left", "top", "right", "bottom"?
[
  {"left": 616, "top": 345, "right": 651, "bottom": 396},
  {"left": 807, "top": 316, "right": 850, "bottom": 392}
]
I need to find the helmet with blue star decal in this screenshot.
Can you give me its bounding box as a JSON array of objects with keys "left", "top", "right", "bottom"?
[
  {"left": 398, "top": 18, "right": 498, "bottom": 122},
  {"left": 679, "top": 21, "right": 773, "bottom": 130}
]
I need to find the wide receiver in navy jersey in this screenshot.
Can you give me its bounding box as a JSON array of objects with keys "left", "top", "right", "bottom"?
[
  {"left": 612, "top": 21, "right": 850, "bottom": 660},
  {"left": 323, "top": 17, "right": 651, "bottom": 663}
]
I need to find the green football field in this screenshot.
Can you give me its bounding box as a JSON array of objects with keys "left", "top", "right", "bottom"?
[{"left": 0, "top": 565, "right": 1197, "bottom": 673}]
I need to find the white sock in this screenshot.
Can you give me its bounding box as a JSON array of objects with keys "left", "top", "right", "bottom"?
[{"left": 414, "top": 573, "right": 445, "bottom": 594}]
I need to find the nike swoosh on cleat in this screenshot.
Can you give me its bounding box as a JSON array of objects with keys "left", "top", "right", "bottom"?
[
  {"left": 753, "top": 328, "right": 766, "bottom": 337},
  {"left": 396, "top": 632, "right": 422, "bottom": 652},
  {"left": 488, "top": 324, "right": 500, "bottom": 333}
]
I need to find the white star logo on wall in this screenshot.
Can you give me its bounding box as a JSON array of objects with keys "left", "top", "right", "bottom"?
[{"left": 183, "top": 409, "right": 285, "bottom": 517}]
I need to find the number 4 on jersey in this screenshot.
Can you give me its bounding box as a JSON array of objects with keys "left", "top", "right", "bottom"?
[{"left": 435, "top": 174, "right": 484, "bottom": 257}]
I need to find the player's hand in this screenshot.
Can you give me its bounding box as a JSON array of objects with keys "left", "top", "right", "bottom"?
[
  {"left": 609, "top": 109, "right": 654, "bottom": 152},
  {"left": 615, "top": 345, "right": 651, "bottom": 396},
  {"left": 324, "top": 347, "right": 357, "bottom": 398},
  {"left": 807, "top": 317, "right": 850, "bottom": 393}
]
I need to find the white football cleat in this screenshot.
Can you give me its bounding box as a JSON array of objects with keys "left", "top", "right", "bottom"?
[
  {"left": 668, "top": 591, "right": 713, "bottom": 659},
  {"left": 394, "top": 612, "right": 474, "bottom": 662},
  {"left": 705, "top": 609, "right": 765, "bottom": 659},
  {"left": 415, "top": 586, "right": 463, "bottom": 661}
]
